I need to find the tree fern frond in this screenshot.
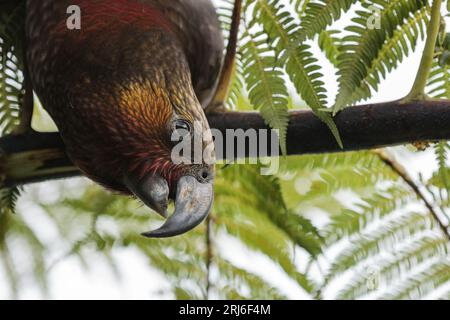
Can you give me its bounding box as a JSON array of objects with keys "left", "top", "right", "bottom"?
[
  {"left": 325, "top": 212, "right": 436, "bottom": 282},
  {"left": 282, "top": 151, "right": 385, "bottom": 172},
  {"left": 240, "top": 26, "right": 289, "bottom": 154},
  {"left": 216, "top": 257, "right": 287, "bottom": 299},
  {"left": 430, "top": 142, "right": 450, "bottom": 195},
  {"left": 217, "top": 164, "right": 323, "bottom": 257},
  {"left": 0, "top": 247, "right": 19, "bottom": 297},
  {"left": 0, "top": 50, "right": 23, "bottom": 135},
  {"left": 325, "top": 186, "right": 414, "bottom": 243},
  {"left": 318, "top": 30, "right": 342, "bottom": 68},
  {"left": 0, "top": 186, "right": 46, "bottom": 298},
  {"left": 226, "top": 57, "right": 245, "bottom": 109},
  {"left": 249, "top": 0, "right": 342, "bottom": 146},
  {"left": 0, "top": 186, "right": 21, "bottom": 214},
  {"left": 297, "top": 0, "right": 358, "bottom": 41},
  {"left": 0, "top": 0, "right": 26, "bottom": 135},
  {"left": 276, "top": 152, "right": 398, "bottom": 220},
  {"left": 334, "top": 1, "right": 429, "bottom": 113},
  {"left": 218, "top": 213, "right": 315, "bottom": 292},
  {"left": 337, "top": 235, "right": 449, "bottom": 299},
  {"left": 292, "top": 0, "right": 312, "bottom": 16},
  {"left": 427, "top": 61, "right": 450, "bottom": 98},
  {"left": 381, "top": 259, "right": 450, "bottom": 300}
]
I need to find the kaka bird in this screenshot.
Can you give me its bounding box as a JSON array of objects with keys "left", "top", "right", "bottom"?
[{"left": 25, "top": 0, "right": 226, "bottom": 237}]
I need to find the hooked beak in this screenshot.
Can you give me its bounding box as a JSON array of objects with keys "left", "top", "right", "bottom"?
[{"left": 125, "top": 174, "right": 214, "bottom": 238}]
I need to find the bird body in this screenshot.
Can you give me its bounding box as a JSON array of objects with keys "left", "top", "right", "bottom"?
[{"left": 25, "top": 0, "right": 224, "bottom": 237}]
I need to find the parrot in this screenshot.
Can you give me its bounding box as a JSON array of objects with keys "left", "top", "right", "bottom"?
[{"left": 24, "top": 0, "right": 229, "bottom": 238}]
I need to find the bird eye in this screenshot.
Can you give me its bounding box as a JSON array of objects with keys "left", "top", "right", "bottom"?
[{"left": 173, "top": 119, "right": 191, "bottom": 133}]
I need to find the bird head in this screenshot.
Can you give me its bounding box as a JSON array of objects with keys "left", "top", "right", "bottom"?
[
  {"left": 59, "top": 31, "right": 216, "bottom": 238},
  {"left": 119, "top": 80, "right": 216, "bottom": 238}
]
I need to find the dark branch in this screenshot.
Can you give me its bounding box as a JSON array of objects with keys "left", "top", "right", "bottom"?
[
  {"left": 207, "top": 0, "right": 242, "bottom": 111},
  {"left": 210, "top": 99, "right": 450, "bottom": 155},
  {"left": 375, "top": 149, "right": 450, "bottom": 241},
  {"left": 0, "top": 132, "right": 79, "bottom": 187},
  {"left": 2, "top": 100, "right": 450, "bottom": 187}
]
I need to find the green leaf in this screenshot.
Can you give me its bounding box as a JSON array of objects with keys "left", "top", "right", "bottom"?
[
  {"left": 240, "top": 27, "right": 289, "bottom": 154},
  {"left": 249, "top": 0, "right": 342, "bottom": 147},
  {"left": 297, "top": 0, "right": 359, "bottom": 41},
  {"left": 334, "top": 0, "right": 429, "bottom": 113}
]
